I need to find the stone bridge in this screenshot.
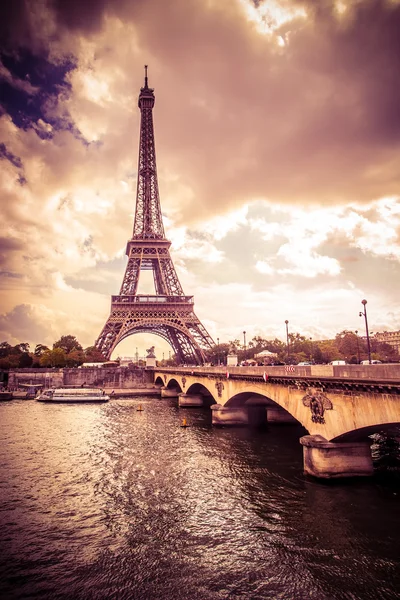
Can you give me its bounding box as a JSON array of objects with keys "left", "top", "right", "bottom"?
[{"left": 154, "top": 365, "right": 400, "bottom": 480}]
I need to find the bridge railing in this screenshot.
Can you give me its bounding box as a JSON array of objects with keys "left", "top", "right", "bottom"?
[{"left": 155, "top": 364, "right": 400, "bottom": 381}]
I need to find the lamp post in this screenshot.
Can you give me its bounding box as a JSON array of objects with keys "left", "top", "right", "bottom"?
[
  {"left": 217, "top": 337, "right": 220, "bottom": 366},
  {"left": 359, "top": 299, "right": 372, "bottom": 364},
  {"left": 136, "top": 347, "right": 138, "bottom": 365},
  {"left": 355, "top": 330, "right": 360, "bottom": 364},
  {"left": 285, "top": 320, "right": 289, "bottom": 362},
  {"left": 309, "top": 337, "right": 313, "bottom": 362},
  {"left": 243, "top": 331, "right": 246, "bottom": 352}
]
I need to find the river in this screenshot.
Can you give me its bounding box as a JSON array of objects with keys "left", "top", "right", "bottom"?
[{"left": 0, "top": 397, "right": 399, "bottom": 600}]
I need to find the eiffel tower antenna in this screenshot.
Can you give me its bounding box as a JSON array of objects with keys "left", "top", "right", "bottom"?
[{"left": 95, "top": 67, "right": 214, "bottom": 364}]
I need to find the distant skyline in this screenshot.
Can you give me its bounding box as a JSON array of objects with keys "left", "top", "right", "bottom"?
[{"left": 1, "top": 0, "right": 400, "bottom": 359}]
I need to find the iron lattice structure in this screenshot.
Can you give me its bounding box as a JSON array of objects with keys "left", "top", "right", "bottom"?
[{"left": 95, "top": 67, "right": 214, "bottom": 364}]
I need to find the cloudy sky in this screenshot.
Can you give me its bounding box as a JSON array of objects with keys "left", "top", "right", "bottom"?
[{"left": 1, "top": 0, "right": 400, "bottom": 359}]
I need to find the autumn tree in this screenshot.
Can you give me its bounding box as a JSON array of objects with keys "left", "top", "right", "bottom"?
[
  {"left": 0, "top": 354, "right": 20, "bottom": 369},
  {"left": 19, "top": 352, "right": 33, "bottom": 368},
  {"left": 335, "top": 331, "right": 360, "bottom": 363},
  {"left": 34, "top": 344, "right": 49, "bottom": 357},
  {"left": 53, "top": 335, "right": 83, "bottom": 354},
  {"left": 317, "top": 339, "right": 342, "bottom": 363},
  {"left": 14, "top": 342, "right": 30, "bottom": 354},
  {"left": 40, "top": 348, "right": 67, "bottom": 367},
  {"left": 206, "top": 342, "right": 230, "bottom": 365},
  {"left": 0, "top": 342, "right": 12, "bottom": 358},
  {"left": 84, "top": 346, "right": 105, "bottom": 363},
  {"left": 65, "top": 349, "right": 85, "bottom": 367}
]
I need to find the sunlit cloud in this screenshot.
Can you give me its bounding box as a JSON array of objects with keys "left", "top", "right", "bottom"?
[
  {"left": 1, "top": 0, "right": 400, "bottom": 356},
  {"left": 238, "top": 0, "right": 307, "bottom": 36}
]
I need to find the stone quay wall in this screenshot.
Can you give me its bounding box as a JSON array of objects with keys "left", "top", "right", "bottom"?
[{"left": 8, "top": 367, "right": 154, "bottom": 390}]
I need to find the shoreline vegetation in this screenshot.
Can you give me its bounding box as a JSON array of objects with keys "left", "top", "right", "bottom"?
[{"left": 1, "top": 331, "right": 399, "bottom": 371}]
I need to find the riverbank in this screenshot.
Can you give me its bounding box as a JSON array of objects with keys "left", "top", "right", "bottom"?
[{"left": 7, "top": 366, "right": 156, "bottom": 390}]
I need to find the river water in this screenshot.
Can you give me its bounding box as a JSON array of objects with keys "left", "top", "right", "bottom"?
[{"left": 0, "top": 397, "right": 399, "bottom": 600}]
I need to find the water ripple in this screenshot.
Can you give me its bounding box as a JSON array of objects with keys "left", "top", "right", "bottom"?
[{"left": 0, "top": 398, "right": 399, "bottom": 599}]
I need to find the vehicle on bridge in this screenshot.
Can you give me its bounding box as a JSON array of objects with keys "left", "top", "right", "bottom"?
[{"left": 360, "top": 360, "right": 382, "bottom": 365}]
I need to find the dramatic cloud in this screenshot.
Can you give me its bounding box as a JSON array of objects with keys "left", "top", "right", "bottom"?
[{"left": 0, "top": 0, "right": 399, "bottom": 355}]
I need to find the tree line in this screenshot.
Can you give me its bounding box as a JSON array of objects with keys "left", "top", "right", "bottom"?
[
  {"left": 203, "top": 331, "right": 399, "bottom": 366},
  {"left": 0, "top": 336, "right": 104, "bottom": 369},
  {"left": 0, "top": 330, "right": 398, "bottom": 370}
]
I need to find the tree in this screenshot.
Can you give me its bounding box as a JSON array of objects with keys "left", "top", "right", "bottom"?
[
  {"left": 19, "top": 353, "right": 33, "bottom": 368},
  {"left": 312, "top": 343, "right": 324, "bottom": 364},
  {"left": 335, "top": 331, "right": 359, "bottom": 363},
  {"left": 84, "top": 346, "right": 105, "bottom": 363},
  {"left": 370, "top": 341, "right": 399, "bottom": 363},
  {"left": 65, "top": 349, "right": 85, "bottom": 367},
  {"left": 0, "top": 342, "right": 12, "bottom": 358},
  {"left": 34, "top": 344, "right": 49, "bottom": 357},
  {"left": 40, "top": 348, "right": 67, "bottom": 367},
  {"left": 318, "top": 339, "right": 342, "bottom": 363},
  {"left": 205, "top": 342, "right": 230, "bottom": 365},
  {"left": 0, "top": 355, "right": 20, "bottom": 369},
  {"left": 14, "top": 342, "right": 30, "bottom": 354},
  {"left": 53, "top": 335, "right": 83, "bottom": 354}
]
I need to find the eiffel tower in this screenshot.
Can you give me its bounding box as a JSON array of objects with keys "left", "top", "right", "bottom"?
[{"left": 95, "top": 67, "right": 214, "bottom": 364}]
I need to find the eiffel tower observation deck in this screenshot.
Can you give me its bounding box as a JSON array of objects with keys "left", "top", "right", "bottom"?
[{"left": 95, "top": 67, "right": 214, "bottom": 364}]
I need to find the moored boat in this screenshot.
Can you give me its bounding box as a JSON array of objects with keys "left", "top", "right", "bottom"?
[
  {"left": 37, "top": 387, "right": 110, "bottom": 403},
  {"left": 0, "top": 391, "right": 13, "bottom": 401}
]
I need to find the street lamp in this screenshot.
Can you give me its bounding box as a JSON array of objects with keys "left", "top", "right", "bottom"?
[
  {"left": 309, "top": 337, "right": 313, "bottom": 362},
  {"left": 243, "top": 331, "right": 246, "bottom": 352},
  {"left": 217, "top": 337, "right": 220, "bottom": 366},
  {"left": 355, "top": 330, "right": 360, "bottom": 364},
  {"left": 136, "top": 347, "right": 138, "bottom": 364},
  {"left": 285, "top": 320, "right": 289, "bottom": 361},
  {"left": 359, "top": 299, "right": 371, "bottom": 364}
]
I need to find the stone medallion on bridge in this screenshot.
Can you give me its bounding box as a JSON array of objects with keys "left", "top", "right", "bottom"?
[
  {"left": 215, "top": 381, "right": 224, "bottom": 398},
  {"left": 302, "top": 389, "right": 333, "bottom": 424}
]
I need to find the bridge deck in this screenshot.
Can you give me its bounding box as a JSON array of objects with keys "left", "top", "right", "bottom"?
[{"left": 156, "top": 365, "right": 400, "bottom": 394}]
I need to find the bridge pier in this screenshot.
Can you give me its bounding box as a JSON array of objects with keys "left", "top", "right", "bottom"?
[
  {"left": 266, "top": 405, "right": 298, "bottom": 424},
  {"left": 211, "top": 404, "right": 249, "bottom": 426},
  {"left": 161, "top": 387, "right": 179, "bottom": 398},
  {"left": 300, "top": 435, "right": 374, "bottom": 479},
  {"left": 178, "top": 393, "right": 204, "bottom": 407},
  {"left": 210, "top": 404, "right": 297, "bottom": 427}
]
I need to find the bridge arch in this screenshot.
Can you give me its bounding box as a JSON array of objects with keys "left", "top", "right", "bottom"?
[
  {"left": 185, "top": 382, "right": 217, "bottom": 405},
  {"left": 332, "top": 422, "right": 400, "bottom": 443},
  {"left": 165, "top": 377, "right": 182, "bottom": 392}
]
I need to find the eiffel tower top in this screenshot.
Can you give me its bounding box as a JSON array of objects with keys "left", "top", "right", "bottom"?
[{"left": 132, "top": 65, "right": 165, "bottom": 240}]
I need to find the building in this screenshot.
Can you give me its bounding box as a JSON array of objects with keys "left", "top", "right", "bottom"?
[{"left": 374, "top": 330, "right": 400, "bottom": 354}]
